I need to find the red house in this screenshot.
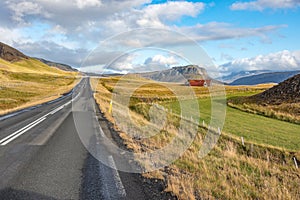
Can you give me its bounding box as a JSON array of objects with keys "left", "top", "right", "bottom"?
[{"left": 188, "top": 79, "right": 211, "bottom": 87}]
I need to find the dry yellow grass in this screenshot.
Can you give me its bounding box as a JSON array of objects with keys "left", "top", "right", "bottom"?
[
  {"left": 163, "top": 132, "right": 300, "bottom": 199},
  {"left": 92, "top": 77, "right": 300, "bottom": 200},
  {"left": 0, "top": 58, "right": 79, "bottom": 115}
]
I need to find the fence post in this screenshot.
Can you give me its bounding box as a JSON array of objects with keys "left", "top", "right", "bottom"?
[
  {"left": 293, "top": 156, "right": 298, "bottom": 169},
  {"left": 241, "top": 137, "right": 244, "bottom": 146}
]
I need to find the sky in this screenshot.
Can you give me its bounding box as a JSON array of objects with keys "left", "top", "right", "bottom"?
[{"left": 0, "top": 0, "right": 300, "bottom": 76}]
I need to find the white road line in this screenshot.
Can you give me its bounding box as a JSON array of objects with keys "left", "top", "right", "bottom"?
[
  {"left": 64, "top": 101, "right": 71, "bottom": 106},
  {"left": 0, "top": 116, "right": 46, "bottom": 144},
  {"left": 108, "top": 155, "right": 126, "bottom": 197},
  {"left": 92, "top": 101, "right": 104, "bottom": 137},
  {"left": 0, "top": 117, "right": 46, "bottom": 145},
  {"left": 0, "top": 98, "right": 74, "bottom": 146},
  {"left": 49, "top": 106, "right": 64, "bottom": 115},
  {"left": 98, "top": 125, "right": 105, "bottom": 137},
  {"left": 94, "top": 116, "right": 105, "bottom": 138},
  {"left": 71, "top": 92, "right": 81, "bottom": 102},
  {"left": 93, "top": 117, "right": 101, "bottom": 143}
]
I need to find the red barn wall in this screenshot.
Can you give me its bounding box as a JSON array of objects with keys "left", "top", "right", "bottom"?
[{"left": 188, "top": 80, "right": 211, "bottom": 86}]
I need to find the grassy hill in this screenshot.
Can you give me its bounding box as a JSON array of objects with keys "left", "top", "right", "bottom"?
[
  {"left": 0, "top": 51, "right": 78, "bottom": 115},
  {"left": 35, "top": 58, "right": 78, "bottom": 72},
  {"left": 0, "top": 57, "right": 75, "bottom": 75},
  {"left": 229, "top": 74, "right": 300, "bottom": 124}
]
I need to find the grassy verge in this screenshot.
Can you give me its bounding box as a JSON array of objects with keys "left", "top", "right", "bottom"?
[
  {"left": 228, "top": 96, "right": 300, "bottom": 124},
  {"left": 92, "top": 77, "right": 300, "bottom": 200},
  {"left": 0, "top": 58, "right": 79, "bottom": 115}
]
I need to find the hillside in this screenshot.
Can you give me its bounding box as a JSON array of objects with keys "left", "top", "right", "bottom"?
[
  {"left": 139, "top": 65, "right": 210, "bottom": 83},
  {"left": 0, "top": 42, "right": 77, "bottom": 75},
  {"left": 251, "top": 73, "right": 300, "bottom": 104},
  {"left": 0, "top": 42, "right": 77, "bottom": 73},
  {"left": 0, "top": 57, "right": 76, "bottom": 75},
  {"left": 228, "top": 73, "right": 300, "bottom": 124},
  {"left": 0, "top": 42, "right": 29, "bottom": 62},
  {"left": 230, "top": 71, "right": 300, "bottom": 85},
  {"left": 0, "top": 42, "right": 78, "bottom": 115},
  {"left": 35, "top": 58, "right": 78, "bottom": 72}
]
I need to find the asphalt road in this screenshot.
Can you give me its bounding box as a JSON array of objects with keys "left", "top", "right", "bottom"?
[{"left": 0, "top": 78, "right": 169, "bottom": 200}]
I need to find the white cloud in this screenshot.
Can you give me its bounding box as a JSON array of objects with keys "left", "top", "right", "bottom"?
[
  {"left": 49, "top": 25, "right": 67, "bottom": 35},
  {"left": 0, "top": 28, "right": 23, "bottom": 45},
  {"left": 100, "top": 1, "right": 205, "bottom": 33},
  {"left": 180, "top": 22, "right": 286, "bottom": 42},
  {"left": 76, "top": 0, "right": 102, "bottom": 9},
  {"left": 110, "top": 54, "right": 137, "bottom": 71},
  {"left": 142, "top": 1, "right": 205, "bottom": 21},
  {"left": 222, "top": 50, "right": 300, "bottom": 73},
  {"left": 14, "top": 41, "right": 88, "bottom": 67},
  {"left": 230, "top": 0, "right": 300, "bottom": 11},
  {"left": 144, "top": 54, "right": 178, "bottom": 66},
  {"left": 104, "top": 53, "right": 180, "bottom": 73},
  {"left": 5, "top": 0, "right": 151, "bottom": 30},
  {"left": 7, "top": 1, "right": 49, "bottom": 24}
]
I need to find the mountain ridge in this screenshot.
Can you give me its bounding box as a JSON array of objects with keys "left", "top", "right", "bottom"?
[
  {"left": 220, "top": 70, "right": 271, "bottom": 83},
  {"left": 35, "top": 58, "right": 78, "bottom": 72},
  {"left": 139, "top": 65, "right": 211, "bottom": 84},
  {"left": 230, "top": 71, "right": 300, "bottom": 85}
]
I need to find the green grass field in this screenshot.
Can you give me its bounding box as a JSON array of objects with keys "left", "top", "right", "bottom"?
[
  {"left": 164, "top": 97, "right": 300, "bottom": 151},
  {"left": 228, "top": 96, "right": 300, "bottom": 124}
]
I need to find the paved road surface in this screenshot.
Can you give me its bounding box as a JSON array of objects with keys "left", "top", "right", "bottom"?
[{"left": 0, "top": 78, "right": 166, "bottom": 200}]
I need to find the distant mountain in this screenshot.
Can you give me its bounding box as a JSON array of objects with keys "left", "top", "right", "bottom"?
[
  {"left": 35, "top": 58, "right": 78, "bottom": 72},
  {"left": 250, "top": 73, "right": 300, "bottom": 104},
  {"left": 230, "top": 71, "right": 300, "bottom": 85},
  {"left": 221, "top": 70, "right": 270, "bottom": 83},
  {"left": 139, "top": 65, "right": 210, "bottom": 83},
  {"left": 84, "top": 72, "right": 124, "bottom": 77},
  {"left": 0, "top": 42, "right": 29, "bottom": 62}
]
